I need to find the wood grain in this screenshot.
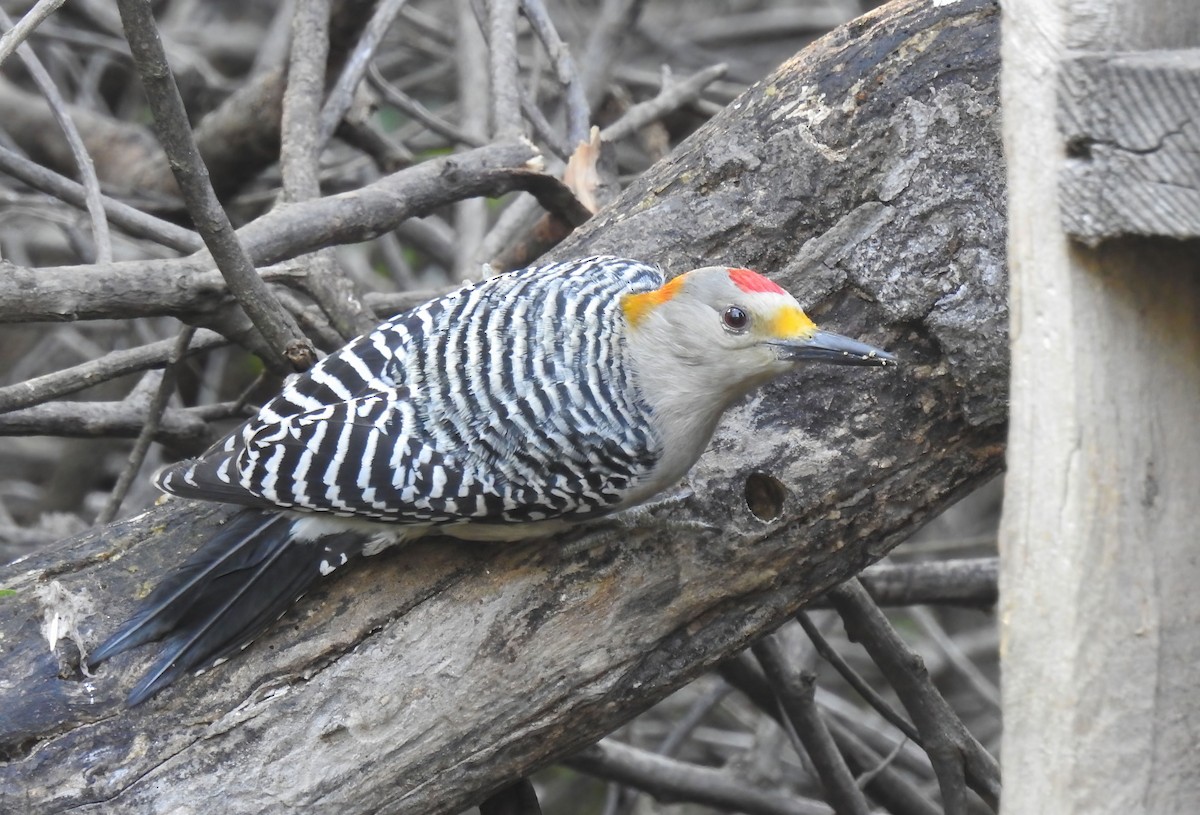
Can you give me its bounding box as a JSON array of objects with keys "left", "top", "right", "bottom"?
[{"left": 1059, "top": 49, "right": 1200, "bottom": 241}]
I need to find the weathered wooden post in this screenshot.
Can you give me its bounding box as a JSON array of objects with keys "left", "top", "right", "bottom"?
[{"left": 1001, "top": 1, "right": 1200, "bottom": 812}]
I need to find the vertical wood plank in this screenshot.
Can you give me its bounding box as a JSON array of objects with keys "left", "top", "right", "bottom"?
[{"left": 1000, "top": 0, "right": 1200, "bottom": 812}]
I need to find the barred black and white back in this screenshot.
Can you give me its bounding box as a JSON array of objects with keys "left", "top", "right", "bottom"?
[
  {"left": 94, "top": 254, "right": 897, "bottom": 703},
  {"left": 156, "top": 256, "right": 667, "bottom": 531},
  {"left": 95, "top": 257, "right": 672, "bottom": 703}
]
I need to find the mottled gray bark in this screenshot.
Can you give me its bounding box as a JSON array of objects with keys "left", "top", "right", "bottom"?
[{"left": 0, "top": 1, "right": 1006, "bottom": 812}]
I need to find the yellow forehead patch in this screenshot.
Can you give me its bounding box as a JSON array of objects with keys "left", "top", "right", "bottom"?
[
  {"left": 767, "top": 304, "right": 816, "bottom": 339},
  {"left": 621, "top": 275, "right": 687, "bottom": 327}
]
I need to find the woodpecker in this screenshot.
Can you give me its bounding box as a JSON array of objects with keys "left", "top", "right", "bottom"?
[{"left": 90, "top": 255, "right": 894, "bottom": 704}]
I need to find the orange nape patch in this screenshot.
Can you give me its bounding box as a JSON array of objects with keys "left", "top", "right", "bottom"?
[
  {"left": 766, "top": 304, "right": 816, "bottom": 339},
  {"left": 621, "top": 275, "right": 687, "bottom": 327},
  {"left": 728, "top": 267, "right": 786, "bottom": 295}
]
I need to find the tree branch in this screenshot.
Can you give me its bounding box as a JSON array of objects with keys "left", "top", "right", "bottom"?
[
  {"left": 0, "top": 144, "right": 202, "bottom": 253},
  {"left": 0, "top": 328, "right": 227, "bottom": 414},
  {"left": 0, "top": 143, "right": 571, "bottom": 325},
  {"left": 826, "top": 581, "right": 1001, "bottom": 811},
  {"left": 567, "top": 739, "right": 832, "bottom": 815},
  {"left": 116, "top": 0, "right": 315, "bottom": 371},
  {"left": 0, "top": 6, "right": 112, "bottom": 263}
]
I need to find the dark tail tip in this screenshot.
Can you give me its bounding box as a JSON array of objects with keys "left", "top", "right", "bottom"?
[{"left": 91, "top": 509, "right": 365, "bottom": 705}]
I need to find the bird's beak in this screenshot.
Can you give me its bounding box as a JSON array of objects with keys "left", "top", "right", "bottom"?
[{"left": 770, "top": 330, "right": 896, "bottom": 366}]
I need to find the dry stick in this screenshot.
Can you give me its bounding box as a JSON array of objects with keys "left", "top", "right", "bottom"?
[
  {"left": 519, "top": 0, "right": 589, "bottom": 148},
  {"left": 718, "top": 653, "right": 940, "bottom": 815},
  {"left": 581, "top": 0, "right": 646, "bottom": 107},
  {"left": 0, "top": 7, "right": 112, "bottom": 263},
  {"left": 518, "top": 91, "right": 571, "bottom": 159},
  {"left": 0, "top": 400, "right": 212, "bottom": 448},
  {"left": 819, "top": 697, "right": 934, "bottom": 782},
  {"left": 238, "top": 141, "right": 588, "bottom": 266},
  {"left": 283, "top": 0, "right": 332, "bottom": 201},
  {"left": 0, "top": 145, "right": 200, "bottom": 253},
  {"left": 826, "top": 580, "right": 1001, "bottom": 813},
  {"left": 112, "top": 0, "right": 379, "bottom": 203},
  {"left": 97, "top": 327, "right": 196, "bottom": 524},
  {"left": 454, "top": 0, "right": 492, "bottom": 279},
  {"left": 284, "top": 0, "right": 375, "bottom": 339},
  {"left": 0, "top": 329, "right": 227, "bottom": 414},
  {"left": 114, "top": 0, "right": 315, "bottom": 372},
  {"left": 905, "top": 605, "right": 1001, "bottom": 708},
  {"left": 806, "top": 558, "right": 999, "bottom": 610},
  {"left": 823, "top": 719, "right": 941, "bottom": 815},
  {"left": 679, "top": 7, "right": 855, "bottom": 46},
  {"left": 487, "top": 0, "right": 524, "bottom": 140},
  {"left": 603, "top": 680, "right": 734, "bottom": 815},
  {"left": 0, "top": 145, "right": 579, "bottom": 325},
  {"left": 317, "top": 0, "right": 412, "bottom": 149},
  {"left": 567, "top": 739, "right": 833, "bottom": 815},
  {"left": 367, "top": 63, "right": 487, "bottom": 148},
  {"left": 273, "top": 286, "right": 347, "bottom": 352},
  {"left": 0, "top": 0, "right": 66, "bottom": 66},
  {"left": 795, "top": 611, "right": 921, "bottom": 743},
  {"left": 335, "top": 116, "right": 414, "bottom": 172},
  {"left": 480, "top": 63, "right": 727, "bottom": 272},
  {"left": 599, "top": 63, "right": 728, "bottom": 143},
  {"left": 753, "top": 635, "right": 872, "bottom": 815}
]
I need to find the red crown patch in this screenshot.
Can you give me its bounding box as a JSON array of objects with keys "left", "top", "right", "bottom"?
[{"left": 728, "top": 268, "right": 785, "bottom": 295}]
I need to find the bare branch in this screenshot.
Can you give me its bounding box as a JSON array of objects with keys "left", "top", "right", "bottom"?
[
  {"left": 520, "top": 0, "right": 589, "bottom": 147},
  {"left": 368, "top": 63, "right": 487, "bottom": 148},
  {"left": 0, "top": 145, "right": 201, "bottom": 253},
  {"left": 905, "top": 605, "right": 1000, "bottom": 708},
  {"left": 282, "top": 0, "right": 332, "bottom": 203},
  {"left": 581, "top": 0, "right": 646, "bottom": 107},
  {"left": 824, "top": 719, "right": 942, "bottom": 815},
  {"left": 0, "top": 329, "right": 227, "bottom": 414},
  {"left": 678, "top": 7, "right": 857, "bottom": 46},
  {"left": 795, "top": 611, "right": 920, "bottom": 742},
  {"left": 237, "top": 140, "right": 584, "bottom": 266},
  {"left": 317, "top": 0, "right": 412, "bottom": 149},
  {"left": 283, "top": 0, "right": 376, "bottom": 339},
  {"left": 0, "top": 0, "right": 67, "bottom": 67},
  {"left": 0, "top": 400, "right": 212, "bottom": 449},
  {"left": 0, "top": 7, "right": 112, "bottom": 263},
  {"left": 826, "top": 581, "right": 1001, "bottom": 812},
  {"left": 454, "top": 0, "right": 493, "bottom": 278},
  {"left": 97, "top": 327, "right": 195, "bottom": 524},
  {"left": 487, "top": 0, "right": 524, "bottom": 140},
  {"left": 600, "top": 64, "right": 729, "bottom": 144},
  {"left": 753, "top": 635, "right": 871, "bottom": 815},
  {"left": 566, "top": 739, "right": 833, "bottom": 815},
  {"left": 719, "top": 652, "right": 941, "bottom": 815},
  {"left": 807, "top": 558, "right": 999, "bottom": 609},
  {"left": 115, "top": 0, "right": 315, "bottom": 371}
]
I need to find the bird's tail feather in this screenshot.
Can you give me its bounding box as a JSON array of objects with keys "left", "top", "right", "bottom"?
[{"left": 89, "top": 508, "right": 366, "bottom": 705}]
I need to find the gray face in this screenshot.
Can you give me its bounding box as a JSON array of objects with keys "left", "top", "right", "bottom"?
[
  {"left": 640, "top": 266, "right": 814, "bottom": 387},
  {"left": 630, "top": 266, "right": 895, "bottom": 403}
]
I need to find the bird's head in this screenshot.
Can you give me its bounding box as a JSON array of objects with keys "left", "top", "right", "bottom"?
[{"left": 621, "top": 266, "right": 895, "bottom": 400}]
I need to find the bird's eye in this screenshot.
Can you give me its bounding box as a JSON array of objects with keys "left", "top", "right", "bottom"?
[{"left": 723, "top": 306, "right": 750, "bottom": 332}]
